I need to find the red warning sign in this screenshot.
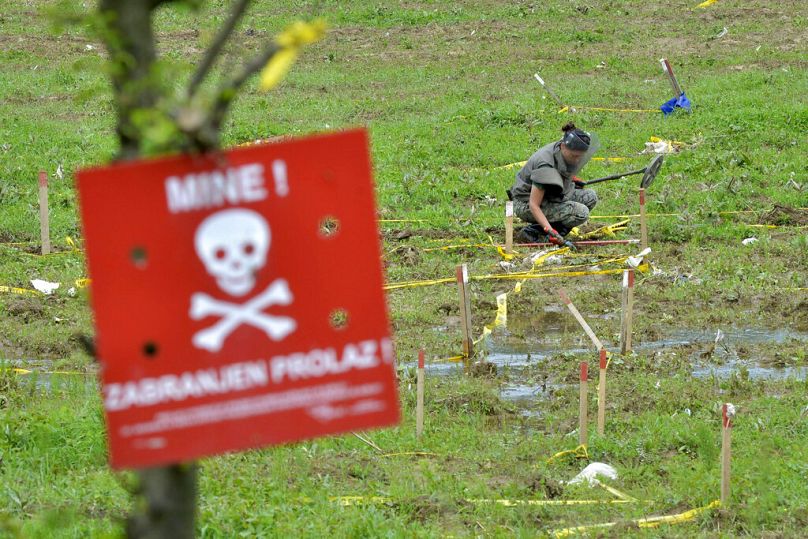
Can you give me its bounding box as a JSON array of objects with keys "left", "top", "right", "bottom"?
[{"left": 77, "top": 129, "right": 400, "bottom": 469}]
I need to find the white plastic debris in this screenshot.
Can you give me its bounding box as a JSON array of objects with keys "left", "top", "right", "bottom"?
[
  {"left": 67, "top": 287, "right": 77, "bottom": 297},
  {"left": 725, "top": 403, "right": 736, "bottom": 420},
  {"left": 31, "top": 279, "right": 60, "bottom": 295},
  {"left": 741, "top": 237, "right": 758, "bottom": 246},
  {"left": 529, "top": 250, "right": 552, "bottom": 265},
  {"left": 627, "top": 247, "right": 651, "bottom": 268},
  {"left": 716, "top": 27, "right": 728, "bottom": 39},
  {"left": 643, "top": 141, "right": 672, "bottom": 154},
  {"left": 565, "top": 462, "right": 618, "bottom": 486},
  {"left": 714, "top": 329, "right": 724, "bottom": 344},
  {"left": 498, "top": 261, "right": 516, "bottom": 271}
]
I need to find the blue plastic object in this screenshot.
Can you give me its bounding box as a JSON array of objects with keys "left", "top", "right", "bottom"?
[{"left": 660, "top": 92, "right": 692, "bottom": 116}]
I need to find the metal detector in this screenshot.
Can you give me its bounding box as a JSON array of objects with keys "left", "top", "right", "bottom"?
[{"left": 582, "top": 154, "right": 664, "bottom": 189}]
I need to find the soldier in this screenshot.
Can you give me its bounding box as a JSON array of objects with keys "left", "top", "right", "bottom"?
[{"left": 510, "top": 122, "right": 599, "bottom": 245}]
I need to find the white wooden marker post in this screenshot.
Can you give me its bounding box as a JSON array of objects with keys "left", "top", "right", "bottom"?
[
  {"left": 620, "top": 270, "right": 635, "bottom": 354},
  {"left": 38, "top": 170, "right": 50, "bottom": 255},
  {"left": 416, "top": 349, "right": 425, "bottom": 438},
  {"left": 721, "top": 403, "right": 735, "bottom": 505},
  {"left": 597, "top": 349, "right": 607, "bottom": 436},
  {"left": 558, "top": 289, "right": 604, "bottom": 352},
  {"left": 456, "top": 264, "right": 474, "bottom": 359},
  {"left": 505, "top": 201, "right": 514, "bottom": 254},
  {"left": 579, "top": 362, "right": 588, "bottom": 446},
  {"left": 639, "top": 188, "right": 648, "bottom": 250}
]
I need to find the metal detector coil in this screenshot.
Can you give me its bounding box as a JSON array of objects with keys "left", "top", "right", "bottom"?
[
  {"left": 640, "top": 154, "right": 664, "bottom": 189},
  {"left": 583, "top": 155, "right": 664, "bottom": 189}
]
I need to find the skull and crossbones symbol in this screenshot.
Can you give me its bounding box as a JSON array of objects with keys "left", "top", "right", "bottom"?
[{"left": 190, "top": 208, "right": 296, "bottom": 352}]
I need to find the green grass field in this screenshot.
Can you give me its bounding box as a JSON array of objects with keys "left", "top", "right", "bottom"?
[{"left": 1, "top": 0, "right": 807, "bottom": 537}]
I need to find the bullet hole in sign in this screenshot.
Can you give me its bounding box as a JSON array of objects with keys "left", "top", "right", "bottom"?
[
  {"left": 319, "top": 216, "right": 340, "bottom": 238},
  {"left": 329, "top": 308, "right": 349, "bottom": 330},
  {"left": 131, "top": 246, "right": 148, "bottom": 268},
  {"left": 143, "top": 341, "right": 159, "bottom": 358}
]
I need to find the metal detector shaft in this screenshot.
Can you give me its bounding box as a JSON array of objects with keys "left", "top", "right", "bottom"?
[
  {"left": 583, "top": 155, "right": 664, "bottom": 188},
  {"left": 534, "top": 73, "right": 566, "bottom": 109},
  {"left": 660, "top": 58, "right": 683, "bottom": 97},
  {"left": 584, "top": 167, "right": 646, "bottom": 185}
]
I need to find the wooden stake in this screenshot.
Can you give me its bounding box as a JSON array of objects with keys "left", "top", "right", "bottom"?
[
  {"left": 721, "top": 403, "right": 734, "bottom": 505},
  {"left": 597, "top": 349, "right": 607, "bottom": 436},
  {"left": 619, "top": 270, "right": 635, "bottom": 354},
  {"left": 660, "top": 58, "right": 683, "bottom": 97},
  {"left": 579, "top": 362, "right": 588, "bottom": 446},
  {"left": 38, "top": 170, "right": 50, "bottom": 255},
  {"left": 558, "top": 289, "right": 604, "bottom": 351},
  {"left": 505, "top": 201, "right": 514, "bottom": 254},
  {"left": 416, "top": 349, "right": 425, "bottom": 438},
  {"left": 639, "top": 188, "right": 648, "bottom": 250},
  {"left": 456, "top": 265, "right": 474, "bottom": 359}
]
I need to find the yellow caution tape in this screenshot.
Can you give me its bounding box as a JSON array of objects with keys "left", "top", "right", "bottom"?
[
  {"left": 476, "top": 263, "right": 649, "bottom": 283},
  {"left": 496, "top": 245, "right": 517, "bottom": 260},
  {"left": 494, "top": 293, "right": 507, "bottom": 327},
  {"left": 561, "top": 105, "right": 661, "bottom": 113},
  {"left": 0, "top": 285, "right": 42, "bottom": 296},
  {"left": 381, "top": 452, "right": 439, "bottom": 458},
  {"left": 7, "top": 368, "right": 92, "bottom": 376},
  {"left": 597, "top": 482, "right": 637, "bottom": 502},
  {"left": 379, "top": 219, "right": 427, "bottom": 223},
  {"left": 468, "top": 498, "right": 636, "bottom": 507},
  {"left": 496, "top": 160, "right": 527, "bottom": 171},
  {"left": 696, "top": 0, "right": 719, "bottom": 7},
  {"left": 473, "top": 292, "right": 508, "bottom": 346},
  {"left": 64, "top": 236, "right": 82, "bottom": 252},
  {"left": 546, "top": 444, "right": 589, "bottom": 464},
  {"left": 385, "top": 260, "right": 648, "bottom": 291},
  {"left": 497, "top": 157, "right": 631, "bottom": 171},
  {"left": 75, "top": 278, "right": 91, "bottom": 289},
  {"left": 590, "top": 208, "right": 808, "bottom": 220},
  {"left": 332, "top": 496, "right": 638, "bottom": 507},
  {"left": 384, "top": 277, "right": 454, "bottom": 290},
  {"left": 569, "top": 220, "right": 630, "bottom": 240},
  {"left": 551, "top": 499, "right": 720, "bottom": 538}
]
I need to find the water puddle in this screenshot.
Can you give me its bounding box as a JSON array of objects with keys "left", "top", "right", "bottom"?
[
  {"left": 2, "top": 359, "right": 96, "bottom": 392},
  {"left": 412, "top": 320, "right": 808, "bottom": 406}
]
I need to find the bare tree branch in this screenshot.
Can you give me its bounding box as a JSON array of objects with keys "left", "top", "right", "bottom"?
[
  {"left": 186, "top": 0, "right": 252, "bottom": 99},
  {"left": 204, "top": 41, "right": 281, "bottom": 139}
]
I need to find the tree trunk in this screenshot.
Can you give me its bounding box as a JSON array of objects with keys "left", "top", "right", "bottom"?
[
  {"left": 97, "top": 1, "right": 198, "bottom": 536},
  {"left": 126, "top": 465, "right": 198, "bottom": 539},
  {"left": 99, "top": 0, "right": 160, "bottom": 160}
]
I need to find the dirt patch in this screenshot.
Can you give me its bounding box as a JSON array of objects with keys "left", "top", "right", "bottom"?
[
  {"left": 401, "top": 495, "right": 465, "bottom": 524},
  {"left": 760, "top": 205, "right": 808, "bottom": 226},
  {"left": 527, "top": 473, "right": 564, "bottom": 499},
  {"left": 5, "top": 297, "right": 46, "bottom": 321},
  {"left": 435, "top": 385, "right": 513, "bottom": 416}
]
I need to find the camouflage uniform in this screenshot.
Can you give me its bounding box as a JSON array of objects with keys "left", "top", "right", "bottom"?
[{"left": 510, "top": 141, "right": 598, "bottom": 233}]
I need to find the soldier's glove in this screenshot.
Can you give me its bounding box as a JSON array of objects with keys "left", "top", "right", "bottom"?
[
  {"left": 544, "top": 226, "right": 567, "bottom": 247},
  {"left": 572, "top": 176, "right": 586, "bottom": 189}
]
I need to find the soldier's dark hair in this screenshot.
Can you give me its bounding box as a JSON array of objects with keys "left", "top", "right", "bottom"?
[{"left": 561, "top": 122, "right": 591, "bottom": 150}]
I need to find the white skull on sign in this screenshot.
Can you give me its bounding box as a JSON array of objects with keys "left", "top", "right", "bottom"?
[{"left": 194, "top": 208, "right": 270, "bottom": 297}]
